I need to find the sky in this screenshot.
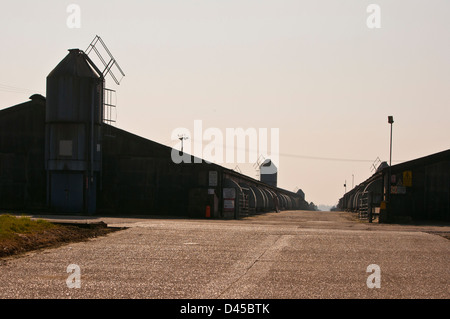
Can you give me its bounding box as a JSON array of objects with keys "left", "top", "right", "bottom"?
[{"left": 1, "top": 0, "right": 449, "bottom": 208}]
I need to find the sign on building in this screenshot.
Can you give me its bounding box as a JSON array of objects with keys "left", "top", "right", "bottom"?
[
  {"left": 391, "top": 186, "right": 406, "bottom": 194},
  {"left": 223, "top": 188, "right": 236, "bottom": 199},
  {"left": 223, "top": 188, "right": 236, "bottom": 212},
  {"left": 403, "top": 171, "right": 412, "bottom": 187},
  {"left": 209, "top": 171, "right": 218, "bottom": 187}
]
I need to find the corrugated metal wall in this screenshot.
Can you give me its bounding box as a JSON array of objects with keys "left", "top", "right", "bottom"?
[{"left": 0, "top": 97, "right": 46, "bottom": 210}]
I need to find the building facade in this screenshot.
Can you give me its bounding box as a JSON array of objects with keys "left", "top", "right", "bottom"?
[{"left": 0, "top": 49, "right": 309, "bottom": 218}]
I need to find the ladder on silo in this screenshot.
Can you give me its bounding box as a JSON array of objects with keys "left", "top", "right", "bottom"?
[
  {"left": 85, "top": 35, "right": 125, "bottom": 138},
  {"left": 103, "top": 88, "right": 117, "bottom": 138},
  {"left": 86, "top": 35, "right": 125, "bottom": 85}
]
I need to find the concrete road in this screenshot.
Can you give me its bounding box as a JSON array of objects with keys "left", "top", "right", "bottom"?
[{"left": 0, "top": 211, "right": 449, "bottom": 299}]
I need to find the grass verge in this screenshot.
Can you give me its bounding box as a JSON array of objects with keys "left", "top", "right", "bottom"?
[{"left": 0, "top": 214, "right": 120, "bottom": 258}]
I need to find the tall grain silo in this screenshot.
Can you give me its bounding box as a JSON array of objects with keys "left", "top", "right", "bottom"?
[
  {"left": 260, "top": 159, "right": 278, "bottom": 187},
  {"left": 45, "top": 49, "right": 104, "bottom": 214}
]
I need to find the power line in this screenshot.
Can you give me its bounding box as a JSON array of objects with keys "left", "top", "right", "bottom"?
[
  {"left": 279, "top": 153, "right": 376, "bottom": 163},
  {"left": 0, "top": 83, "right": 39, "bottom": 94},
  {"left": 167, "top": 138, "right": 401, "bottom": 164}
]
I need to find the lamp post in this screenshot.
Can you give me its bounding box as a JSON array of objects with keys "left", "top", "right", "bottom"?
[
  {"left": 178, "top": 134, "right": 189, "bottom": 153},
  {"left": 387, "top": 116, "right": 394, "bottom": 203},
  {"left": 388, "top": 116, "right": 394, "bottom": 166}
]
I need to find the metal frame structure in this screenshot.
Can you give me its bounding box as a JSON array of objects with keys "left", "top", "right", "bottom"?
[
  {"left": 85, "top": 36, "right": 125, "bottom": 137},
  {"left": 86, "top": 35, "right": 125, "bottom": 86}
]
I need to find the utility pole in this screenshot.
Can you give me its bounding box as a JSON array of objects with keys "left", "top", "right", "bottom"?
[
  {"left": 388, "top": 116, "right": 394, "bottom": 203},
  {"left": 178, "top": 134, "right": 189, "bottom": 153}
]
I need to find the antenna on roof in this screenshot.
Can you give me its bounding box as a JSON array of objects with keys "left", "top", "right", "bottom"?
[
  {"left": 178, "top": 134, "right": 189, "bottom": 153},
  {"left": 370, "top": 157, "right": 381, "bottom": 172},
  {"left": 253, "top": 154, "right": 266, "bottom": 178},
  {"left": 85, "top": 35, "right": 125, "bottom": 85}
]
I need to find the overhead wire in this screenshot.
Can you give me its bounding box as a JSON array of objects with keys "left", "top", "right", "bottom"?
[
  {"left": 167, "top": 138, "right": 401, "bottom": 163},
  {"left": 0, "top": 83, "right": 40, "bottom": 94}
]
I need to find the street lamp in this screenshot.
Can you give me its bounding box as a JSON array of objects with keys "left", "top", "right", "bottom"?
[
  {"left": 178, "top": 134, "right": 189, "bottom": 153},
  {"left": 387, "top": 116, "right": 394, "bottom": 203},
  {"left": 388, "top": 116, "right": 394, "bottom": 167}
]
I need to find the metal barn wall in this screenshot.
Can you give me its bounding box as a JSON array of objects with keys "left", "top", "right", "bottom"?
[
  {"left": 100, "top": 125, "right": 211, "bottom": 216},
  {"left": 384, "top": 153, "right": 450, "bottom": 222},
  {"left": 0, "top": 96, "right": 46, "bottom": 210},
  {"left": 424, "top": 161, "right": 450, "bottom": 220},
  {"left": 100, "top": 125, "right": 308, "bottom": 218},
  {"left": 340, "top": 150, "right": 450, "bottom": 223}
]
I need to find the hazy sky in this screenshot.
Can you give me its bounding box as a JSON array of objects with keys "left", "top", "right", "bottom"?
[{"left": 1, "top": 0, "right": 449, "bottom": 207}]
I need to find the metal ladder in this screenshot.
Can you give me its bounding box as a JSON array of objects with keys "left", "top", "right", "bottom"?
[
  {"left": 359, "top": 192, "right": 369, "bottom": 220},
  {"left": 239, "top": 193, "right": 249, "bottom": 217},
  {"left": 103, "top": 88, "right": 117, "bottom": 138}
]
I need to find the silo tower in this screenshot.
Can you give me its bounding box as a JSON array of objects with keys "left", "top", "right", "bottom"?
[
  {"left": 45, "top": 49, "right": 104, "bottom": 213},
  {"left": 260, "top": 159, "right": 278, "bottom": 187},
  {"left": 45, "top": 36, "right": 124, "bottom": 214}
]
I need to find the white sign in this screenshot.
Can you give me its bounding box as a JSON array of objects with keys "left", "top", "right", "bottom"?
[
  {"left": 223, "top": 188, "right": 236, "bottom": 199},
  {"left": 391, "top": 186, "right": 406, "bottom": 194},
  {"left": 209, "top": 171, "right": 218, "bottom": 186},
  {"left": 224, "top": 199, "right": 235, "bottom": 210}
]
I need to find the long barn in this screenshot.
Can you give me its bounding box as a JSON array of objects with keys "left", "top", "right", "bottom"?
[
  {"left": 0, "top": 48, "right": 309, "bottom": 218},
  {"left": 338, "top": 150, "right": 450, "bottom": 223}
]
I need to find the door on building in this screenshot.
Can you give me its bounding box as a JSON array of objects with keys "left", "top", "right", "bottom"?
[{"left": 50, "top": 172, "right": 84, "bottom": 213}]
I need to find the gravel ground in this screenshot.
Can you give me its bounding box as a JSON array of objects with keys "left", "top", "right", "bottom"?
[{"left": 0, "top": 211, "right": 449, "bottom": 299}]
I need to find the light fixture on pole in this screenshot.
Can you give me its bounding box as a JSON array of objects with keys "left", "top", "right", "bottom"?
[
  {"left": 178, "top": 134, "right": 189, "bottom": 153},
  {"left": 387, "top": 116, "right": 394, "bottom": 203},
  {"left": 388, "top": 116, "right": 394, "bottom": 166}
]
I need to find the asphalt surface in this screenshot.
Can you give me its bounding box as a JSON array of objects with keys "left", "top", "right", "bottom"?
[{"left": 0, "top": 210, "right": 449, "bottom": 299}]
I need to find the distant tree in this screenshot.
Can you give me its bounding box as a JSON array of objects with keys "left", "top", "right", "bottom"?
[{"left": 308, "top": 202, "right": 318, "bottom": 211}]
